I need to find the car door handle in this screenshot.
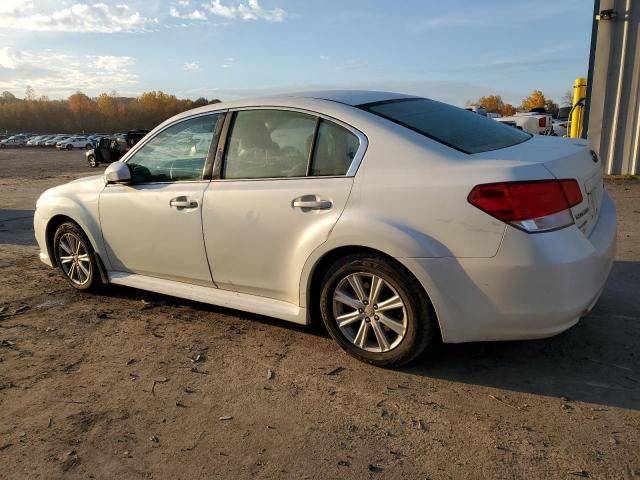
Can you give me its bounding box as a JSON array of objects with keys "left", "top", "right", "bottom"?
[
  {"left": 292, "top": 199, "right": 332, "bottom": 210},
  {"left": 169, "top": 197, "right": 198, "bottom": 209}
]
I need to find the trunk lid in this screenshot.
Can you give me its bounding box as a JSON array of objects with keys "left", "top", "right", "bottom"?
[{"left": 473, "top": 136, "right": 604, "bottom": 236}]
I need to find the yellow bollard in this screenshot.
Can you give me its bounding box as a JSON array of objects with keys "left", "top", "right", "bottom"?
[{"left": 570, "top": 77, "right": 587, "bottom": 138}]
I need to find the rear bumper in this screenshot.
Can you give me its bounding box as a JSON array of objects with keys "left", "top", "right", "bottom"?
[{"left": 401, "top": 192, "right": 617, "bottom": 343}]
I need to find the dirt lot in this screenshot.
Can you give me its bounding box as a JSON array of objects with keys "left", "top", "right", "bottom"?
[{"left": 0, "top": 148, "right": 639, "bottom": 479}]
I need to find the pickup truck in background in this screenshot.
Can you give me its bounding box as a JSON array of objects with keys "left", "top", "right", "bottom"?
[{"left": 494, "top": 109, "right": 553, "bottom": 135}]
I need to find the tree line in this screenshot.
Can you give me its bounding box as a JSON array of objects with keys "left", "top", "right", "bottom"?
[
  {"left": 467, "top": 90, "right": 573, "bottom": 118},
  {"left": 0, "top": 88, "right": 220, "bottom": 134}
]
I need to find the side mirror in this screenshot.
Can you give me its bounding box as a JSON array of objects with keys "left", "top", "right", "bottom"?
[{"left": 104, "top": 162, "right": 131, "bottom": 184}]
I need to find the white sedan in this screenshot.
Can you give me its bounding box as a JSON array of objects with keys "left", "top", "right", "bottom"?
[
  {"left": 34, "top": 91, "right": 616, "bottom": 366},
  {"left": 57, "top": 136, "right": 93, "bottom": 150}
]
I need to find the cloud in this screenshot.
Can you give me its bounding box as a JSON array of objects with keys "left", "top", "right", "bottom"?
[
  {"left": 0, "top": 47, "right": 138, "bottom": 96},
  {"left": 170, "top": 4, "right": 207, "bottom": 20},
  {"left": 206, "top": 0, "right": 286, "bottom": 22},
  {"left": 0, "top": 2, "right": 153, "bottom": 33},
  {"left": 184, "top": 62, "right": 200, "bottom": 71}
]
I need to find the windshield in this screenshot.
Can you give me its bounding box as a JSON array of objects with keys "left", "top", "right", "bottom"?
[{"left": 360, "top": 98, "right": 531, "bottom": 154}]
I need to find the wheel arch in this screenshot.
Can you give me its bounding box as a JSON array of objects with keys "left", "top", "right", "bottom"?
[
  {"left": 303, "top": 245, "right": 443, "bottom": 340},
  {"left": 45, "top": 214, "right": 76, "bottom": 267},
  {"left": 44, "top": 214, "right": 108, "bottom": 282}
]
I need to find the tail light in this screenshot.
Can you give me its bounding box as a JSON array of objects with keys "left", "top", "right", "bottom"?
[
  {"left": 538, "top": 117, "right": 547, "bottom": 128},
  {"left": 468, "top": 179, "right": 583, "bottom": 233}
]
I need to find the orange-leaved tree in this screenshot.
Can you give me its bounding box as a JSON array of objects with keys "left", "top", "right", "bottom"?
[
  {"left": 501, "top": 103, "right": 517, "bottom": 116},
  {"left": 520, "top": 90, "right": 547, "bottom": 111},
  {"left": 473, "top": 95, "right": 505, "bottom": 114}
]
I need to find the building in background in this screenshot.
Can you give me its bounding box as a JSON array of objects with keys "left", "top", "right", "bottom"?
[{"left": 587, "top": 0, "right": 640, "bottom": 175}]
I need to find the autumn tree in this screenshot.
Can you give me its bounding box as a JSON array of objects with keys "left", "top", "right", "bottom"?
[
  {"left": 520, "top": 90, "right": 547, "bottom": 111},
  {"left": 0, "top": 90, "right": 203, "bottom": 133},
  {"left": 193, "top": 97, "right": 209, "bottom": 108},
  {"left": 501, "top": 103, "right": 517, "bottom": 116},
  {"left": 472, "top": 95, "right": 505, "bottom": 114}
]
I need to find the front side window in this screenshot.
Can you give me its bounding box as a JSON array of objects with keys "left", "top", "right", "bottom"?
[
  {"left": 127, "top": 114, "right": 220, "bottom": 183},
  {"left": 361, "top": 98, "right": 531, "bottom": 154},
  {"left": 223, "top": 110, "right": 316, "bottom": 179}
]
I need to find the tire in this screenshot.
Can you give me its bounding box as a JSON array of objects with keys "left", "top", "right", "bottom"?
[
  {"left": 66, "top": 144, "right": 73, "bottom": 150},
  {"left": 319, "top": 253, "right": 436, "bottom": 367},
  {"left": 85, "top": 144, "right": 92, "bottom": 150},
  {"left": 87, "top": 155, "right": 99, "bottom": 168},
  {"left": 52, "top": 222, "right": 101, "bottom": 291}
]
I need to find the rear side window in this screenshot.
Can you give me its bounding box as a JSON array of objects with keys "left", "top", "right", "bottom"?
[
  {"left": 223, "top": 110, "right": 316, "bottom": 179},
  {"left": 310, "top": 119, "right": 360, "bottom": 176},
  {"left": 361, "top": 98, "right": 530, "bottom": 154}
]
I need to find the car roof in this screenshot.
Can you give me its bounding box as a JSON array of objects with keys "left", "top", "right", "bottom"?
[
  {"left": 209, "top": 90, "right": 419, "bottom": 110},
  {"left": 166, "top": 90, "right": 423, "bottom": 127},
  {"left": 278, "top": 90, "right": 419, "bottom": 106}
]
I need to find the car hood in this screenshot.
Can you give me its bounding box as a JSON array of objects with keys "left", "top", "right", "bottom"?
[{"left": 36, "top": 174, "right": 104, "bottom": 208}]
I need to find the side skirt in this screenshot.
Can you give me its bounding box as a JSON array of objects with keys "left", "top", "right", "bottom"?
[{"left": 108, "top": 271, "right": 308, "bottom": 325}]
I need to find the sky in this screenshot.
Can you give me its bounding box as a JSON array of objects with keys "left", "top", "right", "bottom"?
[{"left": 0, "top": 0, "right": 594, "bottom": 106}]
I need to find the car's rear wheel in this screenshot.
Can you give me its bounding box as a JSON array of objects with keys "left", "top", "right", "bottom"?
[
  {"left": 319, "top": 253, "right": 436, "bottom": 367},
  {"left": 87, "top": 155, "right": 99, "bottom": 168},
  {"left": 53, "top": 222, "right": 100, "bottom": 291}
]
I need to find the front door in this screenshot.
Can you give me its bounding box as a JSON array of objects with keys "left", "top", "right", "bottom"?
[
  {"left": 202, "top": 109, "right": 364, "bottom": 303},
  {"left": 100, "top": 113, "right": 223, "bottom": 286}
]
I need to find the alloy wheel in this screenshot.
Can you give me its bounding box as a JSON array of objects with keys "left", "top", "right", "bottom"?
[
  {"left": 332, "top": 272, "right": 407, "bottom": 353},
  {"left": 57, "top": 233, "right": 92, "bottom": 286}
]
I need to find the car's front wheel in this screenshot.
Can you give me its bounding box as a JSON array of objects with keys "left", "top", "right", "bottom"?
[
  {"left": 319, "top": 253, "right": 436, "bottom": 367},
  {"left": 66, "top": 144, "right": 73, "bottom": 150},
  {"left": 53, "top": 222, "right": 100, "bottom": 291}
]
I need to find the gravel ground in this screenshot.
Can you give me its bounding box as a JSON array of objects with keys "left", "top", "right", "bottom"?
[{"left": 0, "top": 148, "right": 639, "bottom": 479}]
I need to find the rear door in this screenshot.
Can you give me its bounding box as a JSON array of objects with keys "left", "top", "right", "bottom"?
[{"left": 202, "top": 108, "right": 366, "bottom": 304}]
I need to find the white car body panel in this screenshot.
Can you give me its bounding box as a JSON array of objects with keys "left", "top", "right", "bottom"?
[
  {"left": 203, "top": 177, "right": 354, "bottom": 303},
  {"left": 109, "top": 272, "right": 306, "bottom": 324},
  {"left": 33, "top": 91, "right": 617, "bottom": 342}
]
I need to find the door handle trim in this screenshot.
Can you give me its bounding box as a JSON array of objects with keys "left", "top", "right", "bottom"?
[
  {"left": 169, "top": 198, "right": 198, "bottom": 209},
  {"left": 292, "top": 199, "right": 332, "bottom": 210}
]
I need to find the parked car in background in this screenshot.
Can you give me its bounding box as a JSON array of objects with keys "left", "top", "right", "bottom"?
[
  {"left": 0, "top": 135, "right": 28, "bottom": 147},
  {"left": 494, "top": 109, "right": 553, "bottom": 135},
  {"left": 36, "top": 91, "right": 616, "bottom": 367},
  {"left": 552, "top": 119, "right": 569, "bottom": 137},
  {"left": 551, "top": 106, "right": 572, "bottom": 137},
  {"left": 34, "top": 135, "right": 56, "bottom": 146},
  {"left": 86, "top": 130, "right": 149, "bottom": 168},
  {"left": 45, "top": 135, "right": 70, "bottom": 147},
  {"left": 57, "top": 136, "right": 93, "bottom": 150},
  {"left": 26, "top": 135, "right": 47, "bottom": 146}
]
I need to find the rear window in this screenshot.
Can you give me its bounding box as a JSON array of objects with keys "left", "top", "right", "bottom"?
[{"left": 360, "top": 98, "right": 531, "bottom": 154}]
